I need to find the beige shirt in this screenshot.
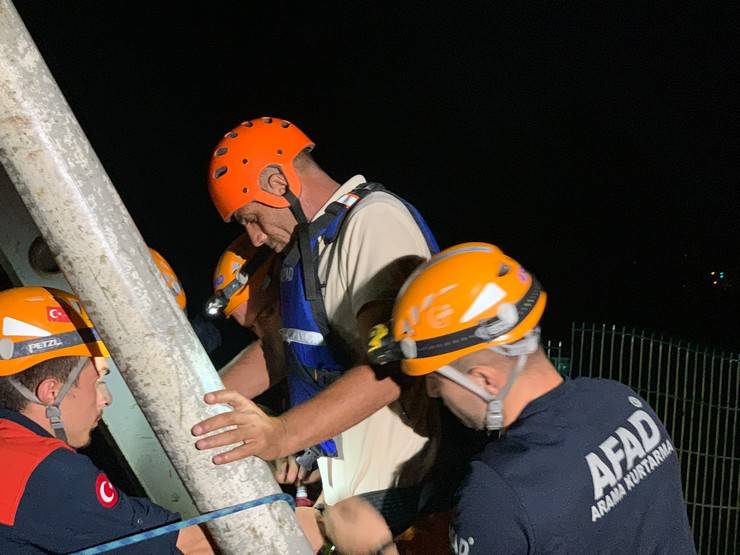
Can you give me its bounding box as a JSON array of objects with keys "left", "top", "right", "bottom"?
[{"left": 313, "top": 175, "right": 433, "bottom": 505}]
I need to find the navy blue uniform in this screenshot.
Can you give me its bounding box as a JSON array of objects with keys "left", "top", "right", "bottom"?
[
  {"left": 0, "top": 409, "right": 180, "bottom": 554},
  {"left": 451, "top": 378, "right": 695, "bottom": 554}
]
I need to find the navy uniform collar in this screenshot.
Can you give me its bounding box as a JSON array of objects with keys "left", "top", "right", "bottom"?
[
  {"left": 516, "top": 376, "right": 572, "bottom": 421},
  {"left": 0, "top": 408, "right": 55, "bottom": 439}
]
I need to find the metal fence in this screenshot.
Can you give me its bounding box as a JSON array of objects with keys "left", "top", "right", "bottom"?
[{"left": 545, "top": 323, "right": 739, "bottom": 555}]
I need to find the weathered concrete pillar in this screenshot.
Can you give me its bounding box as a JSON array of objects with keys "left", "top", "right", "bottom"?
[{"left": 0, "top": 2, "right": 309, "bottom": 552}]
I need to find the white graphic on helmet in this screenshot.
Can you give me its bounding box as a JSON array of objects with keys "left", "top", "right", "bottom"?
[
  {"left": 2, "top": 317, "right": 51, "bottom": 338},
  {"left": 402, "top": 284, "right": 459, "bottom": 335},
  {"left": 460, "top": 282, "right": 506, "bottom": 323},
  {"left": 427, "top": 304, "right": 454, "bottom": 329}
]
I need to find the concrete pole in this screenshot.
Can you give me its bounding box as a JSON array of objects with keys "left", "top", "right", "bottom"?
[
  {"left": 0, "top": 170, "right": 199, "bottom": 519},
  {"left": 0, "top": 2, "right": 310, "bottom": 553}
]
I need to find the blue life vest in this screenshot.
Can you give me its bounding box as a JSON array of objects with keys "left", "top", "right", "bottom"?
[{"left": 279, "top": 182, "right": 439, "bottom": 457}]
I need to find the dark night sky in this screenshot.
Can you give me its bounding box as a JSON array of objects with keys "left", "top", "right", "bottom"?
[{"left": 11, "top": 3, "right": 740, "bottom": 354}]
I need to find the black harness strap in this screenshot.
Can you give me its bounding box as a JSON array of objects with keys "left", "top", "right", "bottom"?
[
  {"left": 290, "top": 182, "right": 386, "bottom": 348},
  {"left": 295, "top": 221, "right": 333, "bottom": 338},
  {"left": 284, "top": 188, "right": 307, "bottom": 224}
]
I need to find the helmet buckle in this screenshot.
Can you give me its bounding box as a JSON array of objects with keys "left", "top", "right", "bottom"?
[
  {"left": 0, "top": 338, "right": 14, "bottom": 360},
  {"left": 486, "top": 399, "right": 504, "bottom": 430}
]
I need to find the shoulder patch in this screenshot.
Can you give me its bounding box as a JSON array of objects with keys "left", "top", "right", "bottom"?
[{"left": 95, "top": 472, "right": 119, "bottom": 509}]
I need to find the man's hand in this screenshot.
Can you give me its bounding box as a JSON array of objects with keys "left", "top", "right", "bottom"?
[
  {"left": 295, "top": 507, "right": 325, "bottom": 553},
  {"left": 176, "top": 525, "right": 214, "bottom": 554},
  {"left": 272, "top": 455, "right": 300, "bottom": 484},
  {"left": 299, "top": 466, "right": 322, "bottom": 484},
  {"left": 272, "top": 455, "right": 322, "bottom": 484},
  {"left": 322, "top": 497, "right": 398, "bottom": 555},
  {"left": 191, "top": 390, "right": 289, "bottom": 463}
]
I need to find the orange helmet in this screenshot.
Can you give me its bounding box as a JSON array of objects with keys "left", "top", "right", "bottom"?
[
  {"left": 206, "top": 235, "right": 274, "bottom": 318},
  {"left": 208, "top": 117, "right": 314, "bottom": 222},
  {"left": 368, "top": 242, "right": 546, "bottom": 377},
  {"left": 0, "top": 287, "right": 109, "bottom": 377},
  {"left": 149, "top": 248, "right": 187, "bottom": 311}
]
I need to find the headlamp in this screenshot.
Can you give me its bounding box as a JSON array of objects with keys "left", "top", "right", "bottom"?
[
  {"left": 204, "top": 291, "right": 228, "bottom": 318},
  {"left": 367, "top": 323, "right": 403, "bottom": 365},
  {"left": 203, "top": 245, "right": 273, "bottom": 319}
]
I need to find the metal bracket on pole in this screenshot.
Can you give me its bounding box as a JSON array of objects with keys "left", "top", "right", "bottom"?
[{"left": 0, "top": 2, "right": 310, "bottom": 553}]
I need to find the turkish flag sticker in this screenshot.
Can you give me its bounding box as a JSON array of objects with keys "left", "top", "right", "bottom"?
[
  {"left": 46, "top": 307, "right": 71, "bottom": 322},
  {"left": 95, "top": 473, "right": 119, "bottom": 509}
]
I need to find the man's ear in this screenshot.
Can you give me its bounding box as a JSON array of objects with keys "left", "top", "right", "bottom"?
[
  {"left": 35, "top": 377, "right": 61, "bottom": 405},
  {"left": 263, "top": 168, "right": 289, "bottom": 196},
  {"left": 468, "top": 365, "right": 501, "bottom": 397}
]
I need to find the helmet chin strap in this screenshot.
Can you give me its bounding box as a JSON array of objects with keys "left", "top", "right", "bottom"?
[
  {"left": 8, "top": 357, "right": 88, "bottom": 443},
  {"left": 484, "top": 353, "right": 528, "bottom": 430},
  {"left": 283, "top": 188, "right": 307, "bottom": 225},
  {"left": 435, "top": 330, "right": 540, "bottom": 431}
]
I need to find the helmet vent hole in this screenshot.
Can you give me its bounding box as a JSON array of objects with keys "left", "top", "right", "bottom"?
[
  {"left": 242, "top": 187, "right": 248, "bottom": 193},
  {"left": 227, "top": 132, "right": 238, "bottom": 139},
  {"left": 276, "top": 149, "right": 283, "bottom": 155},
  {"left": 281, "top": 121, "right": 291, "bottom": 128},
  {"left": 262, "top": 117, "right": 273, "bottom": 124},
  {"left": 242, "top": 121, "right": 253, "bottom": 127},
  {"left": 216, "top": 147, "right": 228, "bottom": 156},
  {"left": 498, "top": 264, "right": 510, "bottom": 277},
  {"left": 214, "top": 166, "right": 228, "bottom": 179},
  {"left": 242, "top": 158, "right": 248, "bottom": 164}
]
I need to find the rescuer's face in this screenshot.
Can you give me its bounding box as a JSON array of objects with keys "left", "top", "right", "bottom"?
[
  {"left": 233, "top": 202, "right": 297, "bottom": 253},
  {"left": 60, "top": 358, "right": 110, "bottom": 448}
]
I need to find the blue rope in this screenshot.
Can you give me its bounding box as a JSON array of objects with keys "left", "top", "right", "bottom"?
[{"left": 70, "top": 492, "right": 295, "bottom": 554}]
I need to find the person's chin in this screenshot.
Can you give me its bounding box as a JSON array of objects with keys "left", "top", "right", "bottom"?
[
  {"left": 78, "top": 421, "right": 99, "bottom": 447},
  {"left": 460, "top": 415, "right": 483, "bottom": 430},
  {"left": 446, "top": 402, "right": 480, "bottom": 430},
  {"left": 70, "top": 434, "right": 92, "bottom": 449}
]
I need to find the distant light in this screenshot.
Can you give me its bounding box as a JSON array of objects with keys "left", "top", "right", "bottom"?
[
  {"left": 719, "top": 272, "right": 725, "bottom": 279},
  {"left": 713, "top": 281, "right": 718, "bottom": 285},
  {"left": 710, "top": 271, "right": 716, "bottom": 276}
]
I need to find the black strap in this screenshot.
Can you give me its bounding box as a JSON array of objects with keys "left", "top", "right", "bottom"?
[
  {"left": 239, "top": 245, "right": 272, "bottom": 280},
  {"left": 287, "top": 182, "right": 392, "bottom": 359},
  {"left": 283, "top": 240, "right": 301, "bottom": 268},
  {"left": 284, "top": 188, "right": 307, "bottom": 224},
  {"left": 295, "top": 221, "right": 332, "bottom": 338},
  {"left": 321, "top": 182, "right": 385, "bottom": 245},
  {"left": 1, "top": 328, "right": 100, "bottom": 360},
  {"left": 218, "top": 245, "right": 272, "bottom": 302},
  {"left": 358, "top": 485, "right": 424, "bottom": 536}
]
